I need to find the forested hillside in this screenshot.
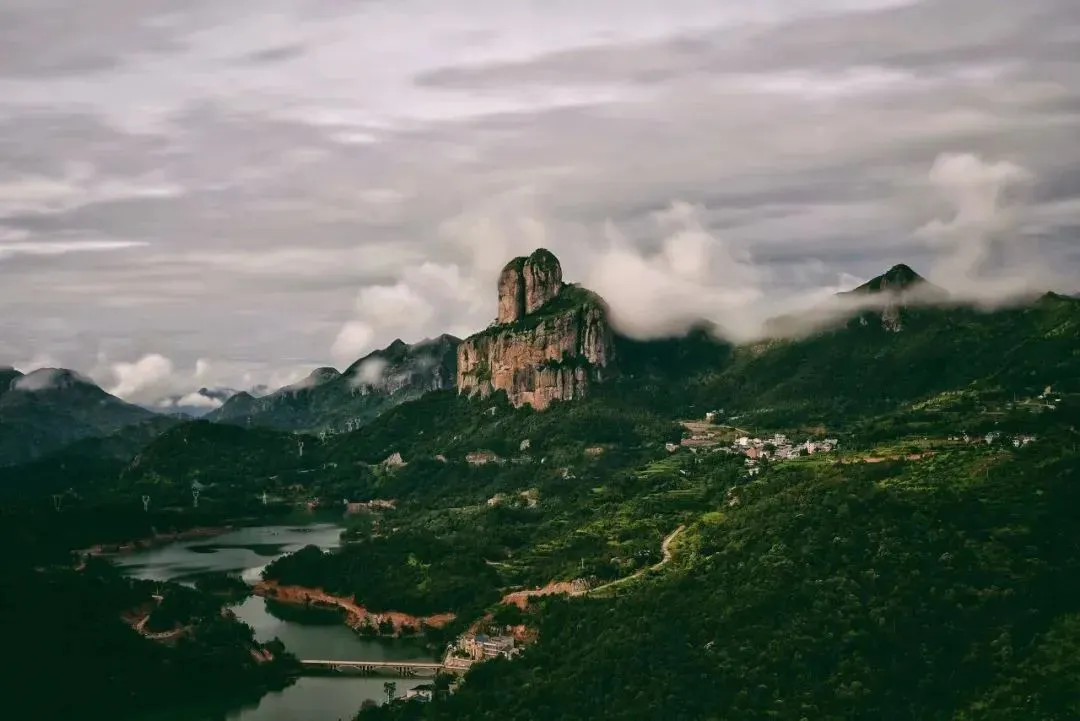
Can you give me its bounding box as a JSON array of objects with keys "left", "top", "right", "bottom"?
[{"left": 355, "top": 417, "right": 1080, "bottom": 721}]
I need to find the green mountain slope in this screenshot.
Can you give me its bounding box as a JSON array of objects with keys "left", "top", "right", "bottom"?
[
  {"left": 113, "top": 419, "right": 373, "bottom": 506},
  {"left": 0, "top": 415, "right": 184, "bottom": 499},
  {"left": 608, "top": 278, "right": 1080, "bottom": 424}
]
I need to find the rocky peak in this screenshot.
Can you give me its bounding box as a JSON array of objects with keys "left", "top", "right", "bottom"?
[
  {"left": 850, "top": 264, "right": 931, "bottom": 296},
  {"left": 459, "top": 250, "right": 614, "bottom": 410},
  {"left": 844, "top": 264, "right": 947, "bottom": 333},
  {"left": 496, "top": 248, "right": 564, "bottom": 324}
]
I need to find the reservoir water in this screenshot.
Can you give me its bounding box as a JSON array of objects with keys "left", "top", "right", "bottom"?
[{"left": 115, "top": 523, "right": 432, "bottom": 721}]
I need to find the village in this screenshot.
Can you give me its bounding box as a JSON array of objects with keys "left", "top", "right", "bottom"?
[{"left": 678, "top": 410, "right": 1042, "bottom": 479}]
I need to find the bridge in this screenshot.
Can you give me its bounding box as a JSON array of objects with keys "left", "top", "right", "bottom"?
[{"left": 300, "top": 659, "right": 445, "bottom": 677}]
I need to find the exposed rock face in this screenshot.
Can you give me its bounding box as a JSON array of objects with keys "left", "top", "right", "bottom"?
[
  {"left": 522, "top": 248, "right": 563, "bottom": 315},
  {"left": 497, "top": 258, "right": 526, "bottom": 324},
  {"left": 458, "top": 249, "right": 614, "bottom": 410},
  {"left": 496, "top": 249, "right": 564, "bottom": 324}
]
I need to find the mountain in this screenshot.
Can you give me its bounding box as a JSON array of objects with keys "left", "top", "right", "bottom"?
[
  {"left": 458, "top": 248, "right": 615, "bottom": 409},
  {"left": 0, "top": 368, "right": 158, "bottom": 466},
  {"left": 763, "top": 263, "right": 951, "bottom": 337},
  {"left": 207, "top": 335, "right": 460, "bottom": 433},
  {"left": 606, "top": 267, "right": 1080, "bottom": 423},
  {"left": 845, "top": 263, "right": 936, "bottom": 295},
  {"left": 840, "top": 263, "right": 950, "bottom": 332}
]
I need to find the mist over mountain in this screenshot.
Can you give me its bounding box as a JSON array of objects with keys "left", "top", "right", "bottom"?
[
  {"left": 207, "top": 334, "right": 460, "bottom": 433},
  {"left": 2, "top": 256, "right": 1077, "bottom": 490}
]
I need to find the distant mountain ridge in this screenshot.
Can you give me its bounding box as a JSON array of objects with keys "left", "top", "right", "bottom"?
[
  {"left": 207, "top": 334, "right": 460, "bottom": 433},
  {"left": 3, "top": 260, "right": 1078, "bottom": 483}
]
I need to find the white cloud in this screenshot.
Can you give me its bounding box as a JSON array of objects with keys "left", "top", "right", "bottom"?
[
  {"left": 916, "top": 152, "right": 1055, "bottom": 301},
  {"left": 11, "top": 368, "right": 93, "bottom": 392},
  {"left": 586, "top": 202, "right": 766, "bottom": 341},
  {"left": 331, "top": 260, "right": 490, "bottom": 363},
  {"left": 350, "top": 357, "right": 389, "bottom": 388},
  {"left": 331, "top": 322, "right": 376, "bottom": 366},
  {"left": 104, "top": 353, "right": 175, "bottom": 401},
  {"left": 13, "top": 353, "right": 64, "bottom": 374},
  {"left": 0, "top": 238, "right": 149, "bottom": 261},
  {"left": 173, "top": 390, "right": 224, "bottom": 409}
]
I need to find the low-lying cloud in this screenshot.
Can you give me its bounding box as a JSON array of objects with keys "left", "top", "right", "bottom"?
[
  {"left": 328, "top": 151, "right": 1069, "bottom": 355},
  {"left": 11, "top": 367, "right": 94, "bottom": 392},
  {"left": 350, "top": 357, "right": 389, "bottom": 388}
]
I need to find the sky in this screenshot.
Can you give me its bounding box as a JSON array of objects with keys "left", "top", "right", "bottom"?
[{"left": 1, "top": 0, "right": 1078, "bottom": 407}]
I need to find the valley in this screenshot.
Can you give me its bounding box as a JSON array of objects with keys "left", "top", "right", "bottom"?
[
  {"left": 113, "top": 523, "right": 437, "bottom": 721},
  {"left": 3, "top": 255, "right": 1080, "bottom": 721}
]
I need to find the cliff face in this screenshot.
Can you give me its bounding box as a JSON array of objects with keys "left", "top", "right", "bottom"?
[{"left": 458, "top": 249, "right": 614, "bottom": 410}]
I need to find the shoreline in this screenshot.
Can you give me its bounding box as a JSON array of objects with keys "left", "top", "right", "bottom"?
[
  {"left": 253, "top": 580, "right": 455, "bottom": 636},
  {"left": 79, "top": 525, "right": 233, "bottom": 558}
]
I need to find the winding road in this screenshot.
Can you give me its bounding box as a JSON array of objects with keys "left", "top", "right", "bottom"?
[{"left": 585, "top": 524, "right": 685, "bottom": 596}]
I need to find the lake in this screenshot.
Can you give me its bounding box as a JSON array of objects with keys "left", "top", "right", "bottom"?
[{"left": 115, "top": 523, "right": 432, "bottom": 721}]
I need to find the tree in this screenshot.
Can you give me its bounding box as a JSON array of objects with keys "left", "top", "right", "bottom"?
[{"left": 383, "top": 681, "right": 397, "bottom": 704}]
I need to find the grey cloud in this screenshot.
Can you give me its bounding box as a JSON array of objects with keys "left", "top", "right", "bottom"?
[
  {"left": 415, "top": 0, "right": 1079, "bottom": 89},
  {"left": 1, "top": 0, "right": 1077, "bottom": 398},
  {"left": 238, "top": 43, "right": 309, "bottom": 65},
  {"left": 0, "top": 0, "right": 225, "bottom": 79}
]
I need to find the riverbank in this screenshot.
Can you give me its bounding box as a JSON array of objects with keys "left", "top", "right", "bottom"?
[{"left": 253, "top": 580, "right": 455, "bottom": 635}]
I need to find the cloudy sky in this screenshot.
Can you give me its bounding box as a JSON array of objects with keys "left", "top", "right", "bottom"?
[{"left": 1, "top": 0, "right": 1078, "bottom": 406}]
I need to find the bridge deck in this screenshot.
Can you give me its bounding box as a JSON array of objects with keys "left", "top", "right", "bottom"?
[{"left": 301, "top": 660, "right": 442, "bottom": 668}]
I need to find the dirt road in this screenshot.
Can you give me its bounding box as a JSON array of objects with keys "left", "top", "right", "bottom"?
[{"left": 586, "top": 524, "right": 686, "bottom": 596}]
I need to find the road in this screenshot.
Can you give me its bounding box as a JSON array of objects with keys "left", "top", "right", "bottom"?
[{"left": 586, "top": 524, "right": 685, "bottom": 596}]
